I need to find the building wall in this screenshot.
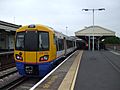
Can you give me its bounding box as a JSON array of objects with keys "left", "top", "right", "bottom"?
[
  {"left": 0, "top": 20, "right": 20, "bottom": 51},
  {"left": 105, "top": 44, "right": 120, "bottom": 51},
  {"left": 0, "top": 32, "right": 6, "bottom": 49},
  {"left": 0, "top": 31, "right": 15, "bottom": 51},
  {"left": 9, "top": 35, "right": 15, "bottom": 49}
]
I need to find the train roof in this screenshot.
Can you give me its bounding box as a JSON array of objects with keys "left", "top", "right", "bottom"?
[
  {"left": 16, "top": 24, "right": 76, "bottom": 40},
  {"left": 16, "top": 24, "right": 54, "bottom": 33}
]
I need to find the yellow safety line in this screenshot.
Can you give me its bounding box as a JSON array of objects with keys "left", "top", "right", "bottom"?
[{"left": 58, "top": 50, "right": 83, "bottom": 90}]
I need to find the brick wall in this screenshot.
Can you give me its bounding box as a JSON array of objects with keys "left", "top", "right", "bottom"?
[{"left": 105, "top": 44, "right": 120, "bottom": 50}]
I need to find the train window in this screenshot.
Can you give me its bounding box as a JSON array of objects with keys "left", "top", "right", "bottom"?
[
  {"left": 25, "top": 31, "right": 38, "bottom": 51},
  {"left": 61, "top": 39, "right": 64, "bottom": 50},
  {"left": 39, "top": 32, "right": 49, "bottom": 51},
  {"left": 58, "top": 39, "right": 64, "bottom": 51},
  {"left": 58, "top": 39, "right": 61, "bottom": 51},
  {"left": 66, "top": 40, "right": 73, "bottom": 48},
  {"left": 66, "top": 40, "right": 69, "bottom": 48},
  {"left": 55, "top": 36, "right": 59, "bottom": 51},
  {"left": 54, "top": 36, "right": 59, "bottom": 51},
  {"left": 72, "top": 41, "right": 75, "bottom": 47},
  {"left": 16, "top": 32, "right": 25, "bottom": 50}
]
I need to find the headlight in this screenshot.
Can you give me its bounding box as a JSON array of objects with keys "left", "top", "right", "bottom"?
[
  {"left": 43, "top": 56, "right": 48, "bottom": 60},
  {"left": 39, "top": 55, "right": 49, "bottom": 61},
  {"left": 16, "top": 54, "right": 23, "bottom": 61}
]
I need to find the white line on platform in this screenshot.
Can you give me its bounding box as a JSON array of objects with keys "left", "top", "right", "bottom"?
[
  {"left": 30, "top": 51, "right": 77, "bottom": 90},
  {"left": 0, "top": 51, "right": 14, "bottom": 55},
  {"left": 110, "top": 51, "right": 120, "bottom": 55}
]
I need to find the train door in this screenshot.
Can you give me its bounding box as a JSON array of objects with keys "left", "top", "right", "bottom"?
[{"left": 24, "top": 31, "right": 38, "bottom": 64}]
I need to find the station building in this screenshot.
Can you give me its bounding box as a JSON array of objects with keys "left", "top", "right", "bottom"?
[
  {"left": 75, "top": 26, "right": 115, "bottom": 50},
  {"left": 0, "top": 20, "right": 20, "bottom": 51}
]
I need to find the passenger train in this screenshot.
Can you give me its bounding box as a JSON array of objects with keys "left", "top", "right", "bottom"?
[{"left": 14, "top": 24, "right": 77, "bottom": 77}]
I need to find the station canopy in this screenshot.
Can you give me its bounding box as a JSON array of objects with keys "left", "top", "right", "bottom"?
[
  {"left": 0, "top": 20, "right": 21, "bottom": 32},
  {"left": 75, "top": 26, "right": 115, "bottom": 37},
  {"left": 75, "top": 26, "right": 116, "bottom": 50}
]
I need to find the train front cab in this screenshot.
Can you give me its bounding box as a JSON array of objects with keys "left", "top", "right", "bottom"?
[{"left": 14, "top": 25, "right": 56, "bottom": 77}]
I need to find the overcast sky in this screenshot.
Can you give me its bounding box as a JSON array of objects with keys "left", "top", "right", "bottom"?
[{"left": 0, "top": 0, "right": 120, "bottom": 36}]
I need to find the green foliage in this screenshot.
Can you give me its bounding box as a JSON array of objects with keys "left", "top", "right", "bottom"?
[{"left": 103, "top": 36, "right": 120, "bottom": 44}]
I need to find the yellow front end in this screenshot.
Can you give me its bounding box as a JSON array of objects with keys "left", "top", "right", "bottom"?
[{"left": 14, "top": 24, "right": 57, "bottom": 76}]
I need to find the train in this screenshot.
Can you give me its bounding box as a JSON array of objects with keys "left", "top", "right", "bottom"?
[{"left": 14, "top": 24, "right": 78, "bottom": 77}]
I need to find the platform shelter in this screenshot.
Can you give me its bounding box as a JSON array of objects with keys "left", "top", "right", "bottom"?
[{"left": 75, "top": 26, "right": 115, "bottom": 50}]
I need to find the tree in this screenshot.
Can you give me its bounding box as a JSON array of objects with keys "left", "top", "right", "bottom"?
[{"left": 103, "top": 36, "right": 120, "bottom": 44}]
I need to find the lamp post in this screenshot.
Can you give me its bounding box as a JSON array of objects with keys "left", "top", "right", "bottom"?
[
  {"left": 82, "top": 8, "right": 105, "bottom": 51},
  {"left": 66, "top": 26, "right": 68, "bottom": 35}
]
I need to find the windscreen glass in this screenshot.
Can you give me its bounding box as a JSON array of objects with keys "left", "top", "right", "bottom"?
[
  {"left": 15, "top": 31, "right": 49, "bottom": 51},
  {"left": 24, "top": 31, "right": 38, "bottom": 51},
  {"left": 16, "top": 32, "right": 25, "bottom": 50},
  {"left": 39, "top": 32, "right": 49, "bottom": 51}
]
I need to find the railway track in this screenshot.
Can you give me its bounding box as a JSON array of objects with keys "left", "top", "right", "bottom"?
[
  {"left": 0, "top": 63, "right": 16, "bottom": 71},
  {"left": 0, "top": 67, "right": 17, "bottom": 79},
  {"left": 0, "top": 66, "right": 29, "bottom": 90},
  {"left": 1, "top": 76, "right": 28, "bottom": 90},
  {"left": 0, "top": 72, "right": 22, "bottom": 89},
  {"left": 7, "top": 77, "right": 41, "bottom": 90},
  {"left": 0, "top": 66, "right": 41, "bottom": 90}
]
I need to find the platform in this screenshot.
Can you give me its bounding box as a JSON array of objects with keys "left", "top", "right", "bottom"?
[
  {"left": 74, "top": 50, "right": 120, "bottom": 90},
  {"left": 30, "top": 50, "right": 120, "bottom": 90}
]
